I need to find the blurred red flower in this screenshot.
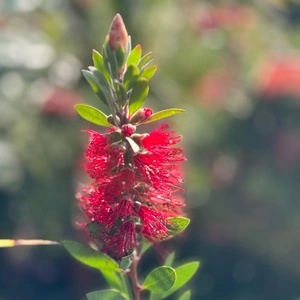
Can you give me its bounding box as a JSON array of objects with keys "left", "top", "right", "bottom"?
[
  {"left": 194, "top": 68, "right": 232, "bottom": 110},
  {"left": 41, "top": 87, "right": 82, "bottom": 117},
  {"left": 195, "top": 4, "right": 256, "bottom": 31},
  {"left": 257, "top": 56, "right": 300, "bottom": 99}
]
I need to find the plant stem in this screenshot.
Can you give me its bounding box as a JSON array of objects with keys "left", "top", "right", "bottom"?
[{"left": 127, "top": 251, "right": 141, "bottom": 300}]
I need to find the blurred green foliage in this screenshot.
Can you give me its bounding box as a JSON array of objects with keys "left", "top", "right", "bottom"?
[{"left": 1, "top": 0, "right": 300, "bottom": 299}]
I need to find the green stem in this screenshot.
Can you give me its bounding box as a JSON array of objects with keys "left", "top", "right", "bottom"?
[{"left": 127, "top": 251, "right": 141, "bottom": 300}]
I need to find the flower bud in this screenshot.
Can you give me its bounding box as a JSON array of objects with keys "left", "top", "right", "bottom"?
[
  {"left": 108, "top": 14, "right": 129, "bottom": 52},
  {"left": 107, "top": 114, "right": 120, "bottom": 126},
  {"left": 121, "top": 124, "right": 136, "bottom": 137},
  {"left": 130, "top": 108, "right": 153, "bottom": 124}
]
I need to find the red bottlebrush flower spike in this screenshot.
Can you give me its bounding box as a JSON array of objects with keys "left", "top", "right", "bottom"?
[
  {"left": 75, "top": 14, "right": 187, "bottom": 262},
  {"left": 77, "top": 124, "right": 185, "bottom": 261}
]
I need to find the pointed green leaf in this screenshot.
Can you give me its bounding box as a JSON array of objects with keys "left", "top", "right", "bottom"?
[
  {"left": 140, "top": 238, "right": 152, "bottom": 255},
  {"left": 88, "top": 66, "right": 113, "bottom": 99},
  {"left": 164, "top": 252, "right": 175, "bottom": 267},
  {"left": 103, "top": 42, "right": 118, "bottom": 79},
  {"left": 116, "top": 46, "right": 125, "bottom": 69},
  {"left": 82, "top": 70, "right": 108, "bottom": 105},
  {"left": 143, "top": 266, "right": 176, "bottom": 292},
  {"left": 138, "top": 52, "right": 153, "bottom": 70},
  {"left": 119, "top": 252, "right": 133, "bottom": 270},
  {"left": 150, "top": 262, "right": 200, "bottom": 300},
  {"left": 178, "top": 290, "right": 191, "bottom": 300},
  {"left": 125, "top": 137, "right": 140, "bottom": 154},
  {"left": 116, "top": 271, "right": 131, "bottom": 299},
  {"left": 127, "top": 44, "right": 142, "bottom": 67},
  {"left": 62, "top": 241, "right": 120, "bottom": 272},
  {"left": 114, "top": 80, "right": 127, "bottom": 106},
  {"left": 166, "top": 217, "right": 190, "bottom": 239},
  {"left": 140, "top": 66, "right": 157, "bottom": 81},
  {"left": 87, "top": 290, "right": 127, "bottom": 300},
  {"left": 92, "top": 49, "right": 111, "bottom": 82},
  {"left": 124, "top": 36, "right": 132, "bottom": 61},
  {"left": 143, "top": 108, "right": 185, "bottom": 124},
  {"left": 124, "top": 64, "right": 139, "bottom": 90},
  {"left": 82, "top": 67, "right": 114, "bottom": 106},
  {"left": 129, "top": 78, "right": 149, "bottom": 115},
  {"left": 75, "top": 104, "right": 111, "bottom": 127},
  {"left": 101, "top": 270, "right": 123, "bottom": 291}
]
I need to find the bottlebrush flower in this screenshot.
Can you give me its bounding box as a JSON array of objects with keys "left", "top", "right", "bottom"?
[
  {"left": 77, "top": 124, "right": 185, "bottom": 261},
  {"left": 75, "top": 13, "right": 187, "bottom": 263}
]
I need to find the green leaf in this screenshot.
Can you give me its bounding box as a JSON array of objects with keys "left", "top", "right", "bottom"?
[
  {"left": 167, "top": 217, "right": 190, "bottom": 238},
  {"left": 178, "top": 290, "right": 191, "bottom": 300},
  {"left": 127, "top": 44, "right": 142, "bottom": 67},
  {"left": 116, "top": 46, "right": 125, "bottom": 69},
  {"left": 103, "top": 42, "right": 118, "bottom": 79},
  {"left": 75, "top": 104, "right": 111, "bottom": 127},
  {"left": 125, "top": 137, "right": 140, "bottom": 154},
  {"left": 129, "top": 78, "right": 149, "bottom": 115},
  {"left": 86, "top": 290, "right": 126, "bottom": 300},
  {"left": 124, "top": 64, "right": 139, "bottom": 90},
  {"left": 114, "top": 80, "right": 127, "bottom": 106},
  {"left": 62, "top": 241, "right": 120, "bottom": 272},
  {"left": 164, "top": 252, "right": 175, "bottom": 267},
  {"left": 150, "top": 262, "right": 200, "bottom": 300},
  {"left": 82, "top": 70, "right": 107, "bottom": 105},
  {"left": 116, "top": 271, "right": 131, "bottom": 299},
  {"left": 101, "top": 270, "right": 123, "bottom": 291},
  {"left": 82, "top": 67, "right": 114, "bottom": 106},
  {"left": 138, "top": 52, "right": 153, "bottom": 70},
  {"left": 119, "top": 252, "right": 133, "bottom": 270},
  {"left": 140, "top": 239, "right": 152, "bottom": 255},
  {"left": 143, "top": 108, "right": 185, "bottom": 124},
  {"left": 143, "top": 266, "right": 176, "bottom": 293},
  {"left": 92, "top": 49, "right": 111, "bottom": 82},
  {"left": 140, "top": 66, "right": 157, "bottom": 81}
]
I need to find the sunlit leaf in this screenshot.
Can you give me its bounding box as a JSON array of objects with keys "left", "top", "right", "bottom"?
[
  {"left": 82, "top": 68, "right": 114, "bottom": 106},
  {"left": 138, "top": 52, "right": 153, "bottom": 70},
  {"left": 62, "top": 241, "right": 120, "bottom": 272},
  {"left": 127, "top": 44, "right": 142, "bottom": 67},
  {"left": 116, "top": 46, "right": 125, "bottom": 69},
  {"left": 101, "top": 270, "right": 124, "bottom": 292},
  {"left": 75, "top": 104, "right": 111, "bottom": 127},
  {"left": 178, "top": 290, "right": 191, "bottom": 300},
  {"left": 150, "top": 262, "right": 200, "bottom": 299},
  {"left": 125, "top": 137, "right": 140, "bottom": 154},
  {"left": 92, "top": 49, "right": 110, "bottom": 82},
  {"left": 143, "top": 108, "right": 185, "bottom": 124},
  {"left": 166, "top": 217, "right": 190, "bottom": 238},
  {"left": 129, "top": 78, "right": 149, "bottom": 115},
  {"left": 139, "top": 66, "right": 157, "bottom": 81},
  {"left": 114, "top": 80, "right": 127, "bottom": 106},
  {"left": 103, "top": 42, "right": 118, "bottom": 79},
  {"left": 86, "top": 290, "right": 127, "bottom": 300},
  {"left": 124, "top": 64, "right": 139, "bottom": 90},
  {"left": 143, "top": 266, "right": 176, "bottom": 292}
]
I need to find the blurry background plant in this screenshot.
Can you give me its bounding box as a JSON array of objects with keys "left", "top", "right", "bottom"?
[{"left": 1, "top": 0, "right": 300, "bottom": 299}]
